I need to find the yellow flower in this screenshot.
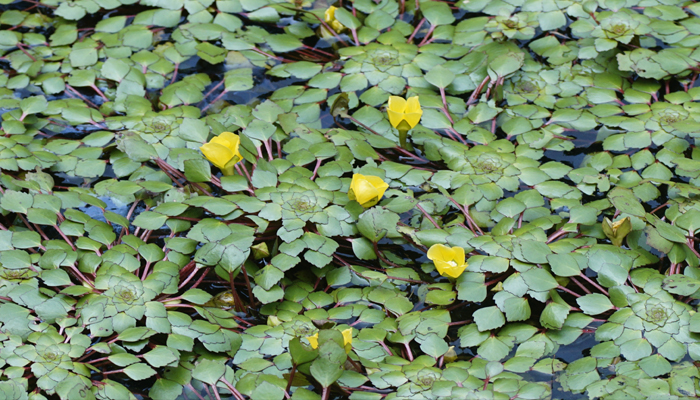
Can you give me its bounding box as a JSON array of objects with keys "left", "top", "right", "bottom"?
[
  {"left": 348, "top": 174, "right": 389, "bottom": 208},
  {"left": 602, "top": 216, "right": 632, "bottom": 247},
  {"left": 387, "top": 96, "right": 423, "bottom": 131},
  {"left": 341, "top": 328, "right": 353, "bottom": 353},
  {"left": 307, "top": 332, "right": 319, "bottom": 349},
  {"left": 306, "top": 328, "right": 353, "bottom": 353},
  {"left": 200, "top": 132, "right": 241, "bottom": 175},
  {"left": 427, "top": 244, "right": 467, "bottom": 279},
  {"left": 324, "top": 6, "right": 345, "bottom": 33}
]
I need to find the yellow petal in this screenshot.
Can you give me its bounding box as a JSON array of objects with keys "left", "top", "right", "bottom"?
[
  {"left": 403, "top": 111, "right": 422, "bottom": 129},
  {"left": 363, "top": 175, "right": 389, "bottom": 196},
  {"left": 435, "top": 260, "right": 465, "bottom": 278},
  {"left": 341, "top": 328, "right": 352, "bottom": 346},
  {"left": 324, "top": 6, "right": 337, "bottom": 24},
  {"left": 387, "top": 109, "right": 405, "bottom": 129},
  {"left": 210, "top": 135, "right": 232, "bottom": 149},
  {"left": 405, "top": 96, "right": 421, "bottom": 113},
  {"left": 200, "top": 142, "right": 233, "bottom": 170},
  {"left": 349, "top": 174, "right": 365, "bottom": 197},
  {"left": 350, "top": 174, "right": 387, "bottom": 207},
  {"left": 427, "top": 244, "right": 455, "bottom": 262},
  {"left": 452, "top": 246, "right": 466, "bottom": 267},
  {"left": 354, "top": 178, "right": 380, "bottom": 207},
  {"left": 331, "top": 20, "right": 345, "bottom": 32},
  {"left": 219, "top": 132, "right": 240, "bottom": 148},
  {"left": 307, "top": 333, "right": 319, "bottom": 349},
  {"left": 388, "top": 96, "right": 407, "bottom": 113}
]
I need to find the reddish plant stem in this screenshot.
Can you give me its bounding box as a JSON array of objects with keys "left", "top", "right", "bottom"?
[
  {"left": 240, "top": 264, "right": 255, "bottom": 308},
  {"left": 303, "top": 44, "right": 335, "bottom": 58},
  {"left": 201, "top": 89, "right": 229, "bottom": 113},
  {"left": 407, "top": 18, "right": 426, "bottom": 43},
  {"left": 220, "top": 377, "right": 245, "bottom": 400},
  {"left": 569, "top": 276, "right": 592, "bottom": 294},
  {"left": 579, "top": 273, "right": 609, "bottom": 296},
  {"left": 209, "top": 384, "right": 223, "bottom": 400},
  {"left": 16, "top": 43, "right": 36, "bottom": 61},
  {"left": 379, "top": 341, "right": 393, "bottom": 355},
  {"left": 89, "top": 84, "right": 109, "bottom": 101},
  {"left": 310, "top": 158, "right": 322, "bottom": 180},
  {"left": 403, "top": 342, "right": 413, "bottom": 361},
  {"left": 546, "top": 228, "right": 569, "bottom": 243},
  {"left": 229, "top": 271, "right": 245, "bottom": 312},
  {"left": 178, "top": 263, "right": 200, "bottom": 289},
  {"left": 263, "top": 139, "right": 274, "bottom": 161},
  {"left": 558, "top": 285, "right": 581, "bottom": 298},
  {"left": 468, "top": 76, "right": 491, "bottom": 105},
  {"left": 418, "top": 24, "right": 436, "bottom": 47},
  {"left": 350, "top": 27, "right": 360, "bottom": 46},
  {"left": 285, "top": 365, "right": 297, "bottom": 396},
  {"left": 234, "top": 163, "right": 252, "bottom": 182},
  {"left": 170, "top": 63, "right": 179, "bottom": 84},
  {"left": 65, "top": 85, "right": 100, "bottom": 109},
  {"left": 201, "top": 80, "right": 225, "bottom": 102},
  {"left": 416, "top": 203, "right": 440, "bottom": 228}
]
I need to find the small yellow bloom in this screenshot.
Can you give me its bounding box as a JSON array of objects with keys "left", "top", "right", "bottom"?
[
  {"left": 307, "top": 332, "right": 319, "bottom": 349},
  {"left": 427, "top": 244, "right": 467, "bottom": 279},
  {"left": 306, "top": 328, "right": 353, "bottom": 353},
  {"left": 200, "top": 132, "right": 241, "bottom": 175},
  {"left": 387, "top": 96, "right": 423, "bottom": 131},
  {"left": 341, "top": 328, "right": 353, "bottom": 353},
  {"left": 324, "top": 6, "right": 346, "bottom": 33},
  {"left": 602, "top": 216, "right": 632, "bottom": 247},
  {"left": 348, "top": 174, "right": 389, "bottom": 208}
]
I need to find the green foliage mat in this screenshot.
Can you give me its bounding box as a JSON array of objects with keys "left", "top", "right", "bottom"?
[{"left": 2, "top": 0, "right": 700, "bottom": 399}]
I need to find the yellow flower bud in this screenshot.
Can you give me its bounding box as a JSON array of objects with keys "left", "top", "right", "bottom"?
[
  {"left": 307, "top": 332, "right": 319, "bottom": 349},
  {"left": 341, "top": 328, "right": 353, "bottom": 353},
  {"left": 200, "top": 132, "right": 241, "bottom": 175},
  {"left": 348, "top": 173, "right": 389, "bottom": 208},
  {"left": 427, "top": 244, "right": 467, "bottom": 279},
  {"left": 306, "top": 328, "right": 353, "bottom": 353},
  {"left": 387, "top": 96, "right": 423, "bottom": 131},
  {"left": 602, "top": 216, "right": 632, "bottom": 247},
  {"left": 324, "top": 6, "right": 346, "bottom": 33}
]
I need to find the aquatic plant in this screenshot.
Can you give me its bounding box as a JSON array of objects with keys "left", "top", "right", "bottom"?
[{"left": 2, "top": 0, "right": 700, "bottom": 399}]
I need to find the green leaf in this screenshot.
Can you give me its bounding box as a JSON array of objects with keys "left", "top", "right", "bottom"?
[
  {"left": 310, "top": 358, "right": 344, "bottom": 388},
  {"left": 20, "top": 95, "right": 48, "bottom": 115},
  {"left": 123, "top": 363, "right": 157, "bottom": 380},
  {"left": 608, "top": 187, "right": 645, "bottom": 217},
  {"left": 192, "top": 359, "right": 225, "bottom": 385},
  {"left": 425, "top": 65, "right": 456, "bottom": 89},
  {"left": 473, "top": 306, "right": 505, "bottom": 331},
  {"left": 421, "top": 1, "right": 456, "bottom": 26},
  {"left": 184, "top": 159, "right": 211, "bottom": 182},
  {"left": 181, "top": 288, "right": 213, "bottom": 304},
  {"left": 620, "top": 338, "right": 652, "bottom": 361},
  {"left": 638, "top": 354, "right": 672, "bottom": 377},
  {"left": 521, "top": 268, "right": 558, "bottom": 292},
  {"left": 357, "top": 208, "right": 399, "bottom": 242},
  {"left": 576, "top": 294, "right": 614, "bottom": 315}
]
